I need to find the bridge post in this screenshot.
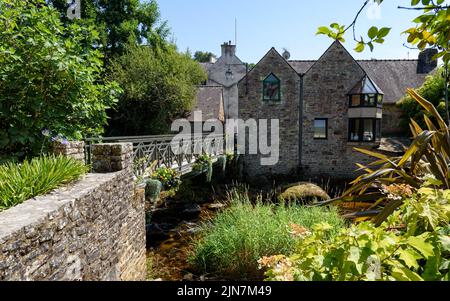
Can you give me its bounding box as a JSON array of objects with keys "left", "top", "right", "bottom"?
[{"left": 91, "top": 143, "right": 133, "bottom": 173}]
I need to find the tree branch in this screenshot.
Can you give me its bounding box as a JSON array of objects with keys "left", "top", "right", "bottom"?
[
  {"left": 344, "top": 0, "right": 371, "bottom": 41},
  {"left": 398, "top": 5, "right": 450, "bottom": 10}
]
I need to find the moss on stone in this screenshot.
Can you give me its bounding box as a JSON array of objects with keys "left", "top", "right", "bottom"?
[{"left": 278, "top": 182, "right": 330, "bottom": 204}]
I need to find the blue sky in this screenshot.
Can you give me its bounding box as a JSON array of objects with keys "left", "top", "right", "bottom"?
[{"left": 157, "top": 0, "right": 430, "bottom": 63}]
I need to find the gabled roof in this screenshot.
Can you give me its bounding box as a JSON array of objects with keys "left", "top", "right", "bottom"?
[
  {"left": 357, "top": 60, "right": 430, "bottom": 104},
  {"left": 287, "top": 42, "right": 434, "bottom": 104},
  {"left": 348, "top": 75, "right": 384, "bottom": 95},
  {"left": 188, "top": 86, "right": 224, "bottom": 122},
  {"left": 238, "top": 47, "right": 300, "bottom": 85}
]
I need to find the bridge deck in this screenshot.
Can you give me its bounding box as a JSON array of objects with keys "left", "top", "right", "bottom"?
[{"left": 84, "top": 134, "right": 226, "bottom": 177}]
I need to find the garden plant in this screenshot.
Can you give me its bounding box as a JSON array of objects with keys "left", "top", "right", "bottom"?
[{"left": 0, "top": 155, "right": 89, "bottom": 211}]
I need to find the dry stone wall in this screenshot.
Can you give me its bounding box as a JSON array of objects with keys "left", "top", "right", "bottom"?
[{"left": 0, "top": 143, "right": 146, "bottom": 281}]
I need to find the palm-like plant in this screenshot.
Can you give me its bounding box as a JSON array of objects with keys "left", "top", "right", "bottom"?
[{"left": 320, "top": 89, "right": 450, "bottom": 226}]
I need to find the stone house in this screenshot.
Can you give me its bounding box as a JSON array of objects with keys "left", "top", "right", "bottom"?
[
  {"left": 199, "top": 41, "right": 247, "bottom": 120},
  {"left": 187, "top": 85, "right": 225, "bottom": 133},
  {"left": 237, "top": 40, "right": 437, "bottom": 179}
]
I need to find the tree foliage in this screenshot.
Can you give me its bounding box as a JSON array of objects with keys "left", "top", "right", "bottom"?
[
  {"left": 0, "top": 0, "right": 120, "bottom": 161},
  {"left": 262, "top": 187, "right": 450, "bottom": 281},
  {"left": 317, "top": 0, "right": 450, "bottom": 64},
  {"left": 398, "top": 68, "right": 449, "bottom": 130},
  {"left": 47, "top": 0, "right": 170, "bottom": 60},
  {"left": 106, "top": 45, "right": 207, "bottom": 136},
  {"left": 193, "top": 51, "right": 217, "bottom": 63}
]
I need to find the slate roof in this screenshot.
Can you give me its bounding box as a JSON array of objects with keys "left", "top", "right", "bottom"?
[
  {"left": 358, "top": 60, "right": 430, "bottom": 104},
  {"left": 288, "top": 60, "right": 316, "bottom": 74},
  {"left": 188, "top": 86, "right": 225, "bottom": 122},
  {"left": 199, "top": 62, "right": 214, "bottom": 73},
  {"left": 288, "top": 59, "right": 432, "bottom": 104}
]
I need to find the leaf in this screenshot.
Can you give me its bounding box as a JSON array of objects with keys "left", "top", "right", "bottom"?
[
  {"left": 316, "top": 26, "right": 331, "bottom": 36},
  {"left": 407, "top": 89, "right": 447, "bottom": 130},
  {"left": 374, "top": 198, "right": 404, "bottom": 226},
  {"left": 398, "top": 249, "right": 421, "bottom": 269},
  {"left": 354, "top": 147, "right": 389, "bottom": 160},
  {"left": 355, "top": 42, "right": 365, "bottom": 53},
  {"left": 407, "top": 235, "right": 435, "bottom": 258},
  {"left": 440, "top": 235, "right": 450, "bottom": 252},
  {"left": 377, "top": 27, "right": 391, "bottom": 39},
  {"left": 368, "top": 26, "right": 379, "bottom": 39},
  {"left": 391, "top": 266, "right": 424, "bottom": 281}
]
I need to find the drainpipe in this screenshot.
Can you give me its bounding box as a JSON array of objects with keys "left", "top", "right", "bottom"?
[
  {"left": 298, "top": 74, "right": 304, "bottom": 175},
  {"left": 245, "top": 63, "right": 249, "bottom": 95}
]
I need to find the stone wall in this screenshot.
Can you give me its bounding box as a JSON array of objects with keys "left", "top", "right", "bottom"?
[
  {"left": 51, "top": 141, "right": 85, "bottom": 162},
  {"left": 238, "top": 48, "right": 301, "bottom": 177},
  {"left": 302, "top": 41, "right": 374, "bottom": 179},
  {"left": 382, "top": 103, "right": 407, "bottom": 137},
  {"left": 0, "top": 143, "right": 146, "bottom": 281}
]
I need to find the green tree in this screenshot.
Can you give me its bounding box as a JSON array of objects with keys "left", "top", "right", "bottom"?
[
  {"left": 106, "top": 45, "right": 207, "bottom": 136},
  {"left": 398, "top": 68, "right": 449, "bottom": 130},
  {"left": 193, "top": 51, "right": 217, "bottom": 63},
  {"left": 47, "top": 0, "right": 170, "bottom": 60},
  {"left": 0, "top": 0, "right": 120, "bottom": 161}
]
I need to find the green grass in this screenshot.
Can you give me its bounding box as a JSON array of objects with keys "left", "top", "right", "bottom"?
[
  {"left": 146, "top": 255, "right": 154, "bottom": 280},
  {"left": 189, "top": 189, "right": 346, "bottom": 280},
  {"left": 0, "top": 155, "right": 89, "bottom": 211}
]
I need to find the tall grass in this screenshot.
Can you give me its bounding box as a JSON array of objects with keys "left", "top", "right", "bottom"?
[
  {"left": 0, "top": 155, "right": 89, "bottom": 211},
  {"left": 189, "top": 189, "right": 346, "bottom": 280}
]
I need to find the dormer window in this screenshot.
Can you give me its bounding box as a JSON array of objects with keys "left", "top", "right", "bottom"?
[
  {"left": 263, "top": 73, "right": 281, "bottom": 102},
  {"left": 348, "top": 76, "right": 384, "bottom": 108}
]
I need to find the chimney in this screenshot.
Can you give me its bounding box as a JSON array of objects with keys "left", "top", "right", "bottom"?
[
  {"left": 221, "top": 41, "right": 236, "bottom": 58},
  {"left": 417, "top": 48, "right": 438, "bottom": 74}
]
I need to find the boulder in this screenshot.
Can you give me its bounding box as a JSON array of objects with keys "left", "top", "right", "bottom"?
[{"left": 278, "top": 182, "right": 330, "bottom": 204}]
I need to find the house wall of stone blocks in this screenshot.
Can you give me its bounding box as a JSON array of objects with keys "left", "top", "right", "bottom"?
[
  {"left": 238, "top": 48, "right": 301, "bottom": 177},
  {"left": 382, "top": 104, "right": 406, "bottom": 137},
  {"left": 301, "top": 42, "right": 375, "bottom": 179},
  {"left": 238, "top": 42, "right": 379, "bottom": 180},
  {"left": 0, "top": 143, "right": 146, "bottom": 281}
]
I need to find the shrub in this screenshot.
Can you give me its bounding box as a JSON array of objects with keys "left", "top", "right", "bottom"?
[
  {"left": 151, "top": 167, "right": 180, "bottom": 191},
  {"left": 0, "top": 0, "right": 120, "bottom": 161},
  {"left": 398, "top": 68, "right": 448, "bottom": 131},
  {"left": 279, "top": 183, "right": 330, "bottom": 204},
  {"left": 189, "top": 189, "right": 346, "bottom": 280},
  {"left": 106, "top": 45, "right": 207, "bottom": 136},
  {"left": 192, "top": 154, "right": 213, "bottom": 183},
  {"left": 0, "top": 155, "right": 89, "bottom": 211},
  {"left": 261, "top": 184, "right": 450, "bottom": 281},
  {"left": 145, "top": 179, "right": 162, "bottom": 201}
]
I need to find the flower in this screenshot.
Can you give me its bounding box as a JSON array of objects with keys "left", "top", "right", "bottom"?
[
  {"left": 41, "top": 129, "right": 51, "bottom": 137},
  {"left": 258, "top": 255, "right": 286, "bottom": 269},
  {"left": 381, "top": 184, "right": 414, "bottom": 201},
  {"left": 258, "top": 255, "right": 294, "bottom": 281},
  {"left": 51, "top": 134, "right": 69, "bottom": 145},
  {"left": 288, "top": 223, "right": 312, "bottom": 239}
]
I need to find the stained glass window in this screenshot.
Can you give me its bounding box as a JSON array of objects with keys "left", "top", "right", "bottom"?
[{"left": 263, "top": 73, "right": 281, "bottom": 101}]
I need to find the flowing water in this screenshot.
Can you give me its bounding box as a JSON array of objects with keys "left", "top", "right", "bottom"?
[{"left": 146, "top": 187, "right": 228, "bottom": 281}]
